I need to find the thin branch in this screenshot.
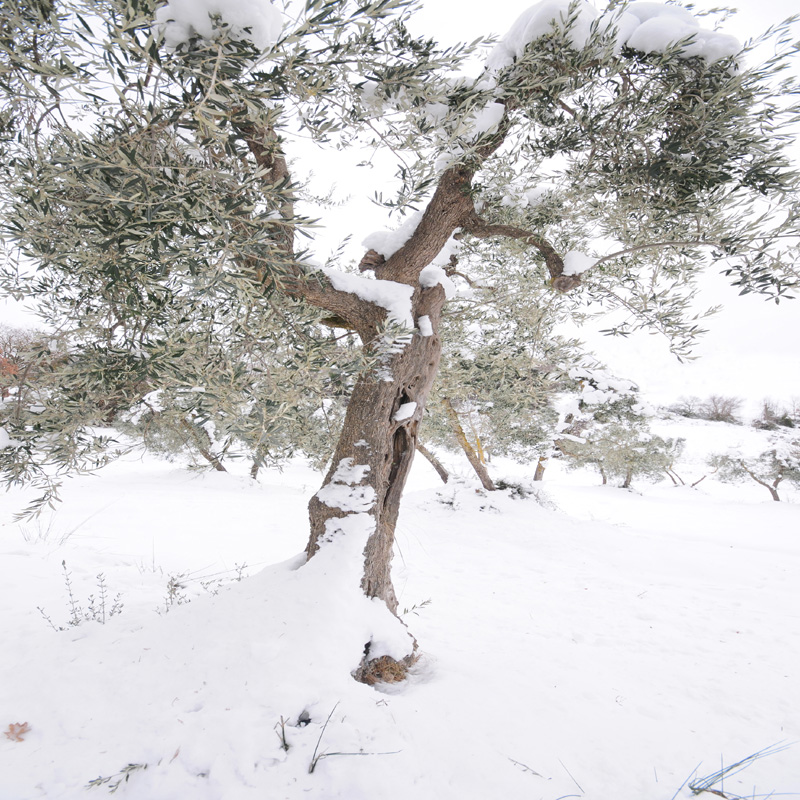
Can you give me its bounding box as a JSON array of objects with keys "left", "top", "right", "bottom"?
[
  {"left": 308, "top": 703, "right": 339, "bottom": 774},
  {"left": 416, "top": 441, "right": 449, "bottom": 484},
  {"left": 591, "top": 239, "right": 713, "bottom": 268}
]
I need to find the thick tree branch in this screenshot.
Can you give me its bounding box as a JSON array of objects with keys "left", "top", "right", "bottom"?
[
  {"left": 251, "top": 261, "right": 388, "bottom": 336},
  {"left": 234, "top": 119, "right": 393, "bottom": 332},
  {"left": 370, "top": 111, "right": 514, "bottom": 286},
  {"left": 238, "top": 119, "right": 296, "bottom": 257},
  {"left": 374, "top": 164, "right": 478, "bottom": 285},
  {"left": 740, "top": 460, "right": 782, "bottom": 501},
  {"left": 416, "top": 440, "right": 449, "bottom": 484},
  {"left": 462, "top": 215, "right": 579, "bottom": 292}
]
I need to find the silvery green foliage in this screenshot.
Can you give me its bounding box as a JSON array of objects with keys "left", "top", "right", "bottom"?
[
  {"left": 423, "top": 250, "right": 582, "bottom": 463},
  {"left": 471, "top": 9, "right": 800, "bottom": 354},
  {"left": 111, "top": 295, "right": 360, "bottom": 472},
  {"left": 1, "top": 0, "right": 438, "bottom": 507},
  {"left": 710, "top": 435, "right": 800, "bottom": 500},
  {"left": 1, "top": 0, "right": 799, "bottom": 511},
  {"left": 558, "top": 366, "right": 684, "bottom": 487}
]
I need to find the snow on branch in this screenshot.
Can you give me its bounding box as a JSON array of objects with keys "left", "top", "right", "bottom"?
[
  {"left": 155, "top": 0, "right": 283, "bottom": 51},
  {"left": 486, "top": 0, "right": 741, "bottom": 71},
  {"left": 321, "top": 268, "right": 415, "bottom": 329}
]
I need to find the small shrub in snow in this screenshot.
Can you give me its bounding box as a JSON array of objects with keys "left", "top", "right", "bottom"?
[
  {"left": 199, "top": 562, "right": 248, "bottom": 595},
  {"left": 668, "top": 396, "right": 705, "bottom": 419},
  {"left": 159, "top": 573, "right": 190, "bottom": 613},
  {"left": 86, "top": 762, "right": 148, "bottom": 793},
  {"left": 495, "top": 478, "right": 535, "bottom": 498},
  {"left": 38, "top": 562, "right": 123, "bottom": 631},
  {"left": 158, "top": 563, "right": 250, "bottom": 610},
  {"left": 701, "top": 395, "right": 743, "bottom": 424},
  {"left": 668, "top": 395, "right": 743, "bottom": 423},
  {"left": 494, "top": 478, "right": 558, "bottom": 509},
  {"left": 435, "top": 487, "right": 462, "bottom": 510}
]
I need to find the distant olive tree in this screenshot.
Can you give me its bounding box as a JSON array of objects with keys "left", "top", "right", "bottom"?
[
  {"left": 711, "top": 439, "right": 800, "bottom": 501},
  {"left": 754, "top": 399, "right": 798, "bottom": 431},
  {"left": 559, "top": 372, "right": 684, "bottom": 488}
]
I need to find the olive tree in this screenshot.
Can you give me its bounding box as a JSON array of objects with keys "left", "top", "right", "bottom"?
[
  {"left": 2, "top": 0, "right": 799, "bottom": 679},
  {"left": 711, "top": 438, "right": 800, "bottom": 501},
  {"left": 556, "top": 365, "right": 683, "bottom": 488}
]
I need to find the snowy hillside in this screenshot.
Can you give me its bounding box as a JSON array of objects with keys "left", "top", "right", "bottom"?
[{"left": 1, "top": 416, "right": 797, "bottom": 800}]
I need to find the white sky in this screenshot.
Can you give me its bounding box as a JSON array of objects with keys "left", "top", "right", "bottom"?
[
  {"left": 411, "top": 0, "right": 799, "bottom": 47},
  {"left": 2, "top": 0, "right": 798, "bottom": 411}
]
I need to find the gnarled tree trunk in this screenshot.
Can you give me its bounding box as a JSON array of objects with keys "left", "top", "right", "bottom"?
[
  {"left": 241, "top": 116, "right": 573, "bottom": 683},
  {"left": 307, "top": 285, "right": 446, "bottom": 613}
]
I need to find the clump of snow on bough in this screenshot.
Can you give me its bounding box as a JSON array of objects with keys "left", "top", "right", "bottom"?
[
  {"left": 155, "top": 0, "right": 283, "bottom": 51},
  {"left": 393, "top": 402, "right": 417, "bottom": 422},
  {"left": 362, "top": 212, "right": 423, "bottom": 260},
  {"left": 417, "top": 315, "right": 434, "bottom": 337},
  {"left": 321, "top": 268, "right": 415, "bottom": 329},
  {"left": 486, "top": 0, "right": 741, "bottom": 71},
  {"left": 562, "top": 250, "right": 595, "bottom": 276},
  {"left": 0, "top": 427, "right": 22, "bottom": 449}
]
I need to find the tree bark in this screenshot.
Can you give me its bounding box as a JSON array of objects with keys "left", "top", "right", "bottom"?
[
  {"left": 443, "top": 397, "right": 496, "bottom": 492},
  {"left": 306, "top": 285, "right": 447, "bottom": 614},
  {"left": 622, "top": 468, "right": 632, "bottom": 489},
  {"left": 180, "top": 418, "right": 227, "bottom": 473},
  {"left": 741, "top": 463, "right": 782, "bottom": 501},
  {"left": 416, "top": 440, "right": 449, "bottom": 484},
  {"left": 239, "top": 115, "right": 577, "bottom": 683}
]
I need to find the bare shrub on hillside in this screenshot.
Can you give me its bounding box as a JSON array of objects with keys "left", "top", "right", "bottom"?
[
  {"left": 667, "top": 396, "right": 704, "bottom": 418},
  {"left": 702, "top": 395, "right": 743, "bottom": 423},
  {"left": 668, "top": 395, "right": 742, "bottom": 423}
]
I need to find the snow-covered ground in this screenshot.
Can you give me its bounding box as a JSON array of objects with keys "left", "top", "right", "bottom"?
[{"left": 1, "top": 417, "right": 798, "bottom": 799}]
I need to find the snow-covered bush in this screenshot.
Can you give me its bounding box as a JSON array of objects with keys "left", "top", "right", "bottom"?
[{"left": 753, "top": 398, "right": 798, "bottom": 431}]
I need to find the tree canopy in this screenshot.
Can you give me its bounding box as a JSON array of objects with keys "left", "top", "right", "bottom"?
[{"left": 2, "top": 0, "right": 799, "bottom": 679}]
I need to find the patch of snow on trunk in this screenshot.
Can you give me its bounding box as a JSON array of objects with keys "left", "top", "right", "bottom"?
[{"left": 393, "top": 402, "right": 417, "bottom": 422}]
